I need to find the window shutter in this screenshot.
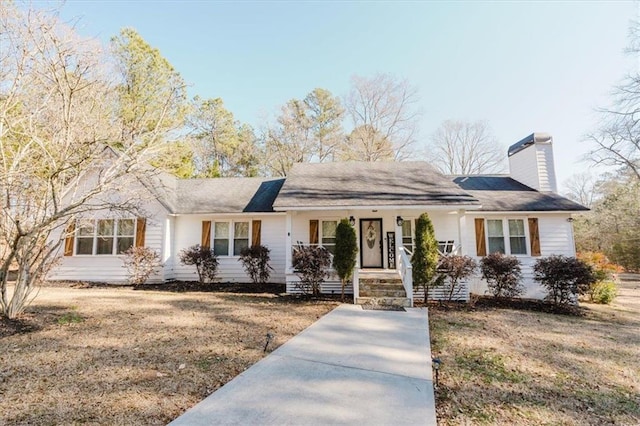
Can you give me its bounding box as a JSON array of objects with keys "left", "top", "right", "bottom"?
[
  {"left": 309, "top": 220, "right": 319, "bottom": 245},
  {"left": 202, "top": 221, "right": 211, "bottom": 249},
  {"left": 528, "top": 218, "right": 541, "bottom": 256},
  {"left": 135, "top": 218, "right": 146, "bottom": 248},
  {"left": 64, "top": 222, "right": 75, "bottom": 256},
  {"left": 474, "top": 218, "right": 487, "bottom": 256},
  {"left": 251, "top": 220, "right": 262, "bottom": 247}
]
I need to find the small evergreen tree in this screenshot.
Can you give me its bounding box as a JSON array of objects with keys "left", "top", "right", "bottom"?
[
  {"left": 333, "top": 218, "right": 358, "bottom": 301},
  {"left": 412, "top": 213, "right": 441, "bottom": 302}
]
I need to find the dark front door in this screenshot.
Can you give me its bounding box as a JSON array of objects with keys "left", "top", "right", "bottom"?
[{"left": 360, "top": 219, "right": 383, "bottom": 268}]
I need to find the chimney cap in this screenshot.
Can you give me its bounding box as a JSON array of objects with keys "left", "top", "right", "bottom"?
[{"left": 508, "top": 133, "right": 553, "bottom": 157}]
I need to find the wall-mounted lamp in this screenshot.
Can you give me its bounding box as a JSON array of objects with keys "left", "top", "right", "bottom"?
[
  {"left": 349, "top": 216, "right": 356, "bottom": 226},
  {"left": 396, "top": 216, "right": 404, "bottom": 227}
]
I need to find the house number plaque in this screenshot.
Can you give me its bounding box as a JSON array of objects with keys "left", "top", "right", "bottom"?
[{"left": 387, "top": 232, "right": 396, "bottom": 269}]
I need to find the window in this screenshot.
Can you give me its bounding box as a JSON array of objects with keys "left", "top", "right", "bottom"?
[
  {"left": 484, "top": 218, "right": 528, "bottom": 256},
  {"left": 487, "top": 219, "right": 505, "bottom": 254},
  {"left": 438, "top": 240, "right": 455, "bottom": 255},
  {"left": 75, "top": 219, "right": 136, "bottom": 255},
  {"left": 213, "top": 222, "right": 229, "bottom": 255},
  {"left": 402, "top": 220, "right": 413, "bottom": 253},
  {"left": 212, "top": 221, "right": 250, "bottom": 256},
  {"left": 508, "top": 219, "right": 527, "bottom": 255},
  {"left": 321, "top": 220, "right": 337, "bottom": 255},
  {"left": 234, "top": 222, "right": 249, "bottom": 256}
]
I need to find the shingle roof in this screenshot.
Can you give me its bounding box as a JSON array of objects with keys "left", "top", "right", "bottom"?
[
  {"left": 151, "top": 177, "right": 284, "bottom": 214},
  {"left": 451, "top": 176, "right": 588, "bottom": 211},
  {"left": 273, "top": 161, "right": 480, "bottom": 209}
]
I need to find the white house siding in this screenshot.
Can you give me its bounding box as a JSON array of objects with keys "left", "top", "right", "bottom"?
[
  {"left": 171, "top": 214, "right": 286, "bottom": 283},
  {"left": 48, "top": 209, "right": 167, "bottom": 284},
  {"left": 509, "top": 146, "right": 540, "bottom": 191},
  {"left": 464, "top": 213, "right": 575, "bottom": 299}
]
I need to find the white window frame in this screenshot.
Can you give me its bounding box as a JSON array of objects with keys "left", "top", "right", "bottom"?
[
  {"left": 319, "top": 219, "right": 338, "bottom": 255},
  {"left": 74, "top": 218, "right": 136, "bottom": 256},
  {"left": 401, "top": 219, "right": 414, "bottom": 254},
  {"left": 484, "top": 217, "right": 529, "bottom": 256},
  {"left": 212, "top": 220, "right": 252, "bottom": 257}
]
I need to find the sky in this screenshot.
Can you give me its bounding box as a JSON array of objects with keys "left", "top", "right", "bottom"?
[{"left": 48, "top": 0, "right": 638, "bottom": 192}]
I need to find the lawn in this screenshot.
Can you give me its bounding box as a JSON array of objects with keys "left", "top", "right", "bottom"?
[
  {"left": 0, "top": 284, "right": 338, "bottom": 425},
  {"left": 430, "top": 277, "right": 640, "bottom": 425}
]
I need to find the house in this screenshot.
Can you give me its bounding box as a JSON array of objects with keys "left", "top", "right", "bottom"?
[{"left": 49, "top": 133, "right": 587, "bottom": 306}]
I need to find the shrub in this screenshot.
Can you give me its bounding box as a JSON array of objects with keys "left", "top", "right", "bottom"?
[
  {"left": 480, "top": 252, "right": 524, "bottom": 298},
  {"left": 292, "top": 243, "right": 331, "bottom": 297},
  {"left": 333, "top": 218, "right": 358, "bottom": 302},
  {"left": 438, "top": 255, "right": 477, "bottom": 302},
  {"left": 179, "top": 244, "right": 219, "bottom": 284},
  {"left": 577, "top": 251, "right": 622, "bottom": 282},
  {"left": 122, "top": 246, "right": 163, "bottom": 285},
  {"left": 588, "top": 280, "right": 618, "bottom": 304},
  {"left": 239, "top": 245, "right": 273, "bottom": 285},
  {"left": 533, "top": 255, "right": 596, "bottom": 306},
  {"left": 412, "top": 212, "right": 440, "bottom": 301}
]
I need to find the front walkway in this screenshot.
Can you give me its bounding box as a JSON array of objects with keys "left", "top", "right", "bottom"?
[{"left": 169, "top": 304, "right": 436, "bottom": 425}]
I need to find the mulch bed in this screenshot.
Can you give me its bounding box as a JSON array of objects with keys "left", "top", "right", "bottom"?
[
  {"left": 135, "top": 281, "right": 287, "bottom": 294},
  {"left": 420, "top": 295, "right": 584, "bottom": 316}
]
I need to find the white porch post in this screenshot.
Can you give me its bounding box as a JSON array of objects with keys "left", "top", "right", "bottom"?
[{"left": 285, "top": 212, "right": 293, "bottom": 272}]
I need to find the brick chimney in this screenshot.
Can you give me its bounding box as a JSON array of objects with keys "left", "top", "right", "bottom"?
[{"left": 508, "top": 133, "right": 558, "bottom": 193}]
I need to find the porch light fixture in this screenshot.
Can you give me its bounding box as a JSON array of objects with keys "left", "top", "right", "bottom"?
[
  {"left": 349, "top": 216, "right": 356, "bottom": 226},
  {"left": 396, "top": 216, "right": 404, "bottom": 227}
]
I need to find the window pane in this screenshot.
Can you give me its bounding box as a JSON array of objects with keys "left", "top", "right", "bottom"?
[
  {"left": 508, "top": 219, "right": 525, "bottom": 237},
  {"left": 118, "top": 219, "right": 135, "bottom": 236},
  {"left": 510, "top": 237, "right": 527, "bottom": 255},
  {"left": 97, "top": 219, "right": 114, "bottom": 236},
  {"left": 78, "top": 222, "right": 95, "bottom": 237},
  {"left": 487, "top": 220, "right": 503, "bottom": 237},
  {"left": 322, "top": 221, "right": 337, "bottom": 238},
  {"left": 234, "top": 222, "right": 249, "bottom": 238},
  {"left": 214, "top": 239, "right": 229, "bottom": 256},
  {"left": 233, "top": 238, "right": 248, "bottom": 256},
  {"left": 97, "top": 237, "right": 114, "bottom": 255},
  {"left": 402, "top": 221, "right": 412, "bottom": 238},
  {"left": 76, "top": 237, "right": 93, "bottom": 255},
  {"left": 117, "top": 237, "right": 134, "bottom": 254},
  {"left": 488, "top": 237, "right": 505, "bottom": 254},
  {"left": 215, "top": 222, "right": 229, "bottom": 238}
]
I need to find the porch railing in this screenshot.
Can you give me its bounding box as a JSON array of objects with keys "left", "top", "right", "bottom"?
[{"left": 399, "top": 246, "right": 414, "bottom": 307}]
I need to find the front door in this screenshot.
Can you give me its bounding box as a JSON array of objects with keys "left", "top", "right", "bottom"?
[{"left": 360, "top": 219, "right": 383, "bottom": 268}]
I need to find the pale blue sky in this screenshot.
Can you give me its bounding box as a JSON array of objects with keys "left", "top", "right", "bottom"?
[{"left": 51, "top": 1, "right": 637, "bottom": 190}]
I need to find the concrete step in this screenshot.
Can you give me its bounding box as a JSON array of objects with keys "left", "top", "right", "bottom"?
[
  {"left": 356, "top": 297, "right": 412, "bottom": 308},
  {"left": 360, "top": 289, "right": 407, "bottom": 298},
  {"left": 359, "top": 283, "right": 405, "bottom": 291}
]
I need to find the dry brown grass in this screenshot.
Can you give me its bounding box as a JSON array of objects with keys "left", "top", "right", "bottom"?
[
  {"left": 430, "top": 279, "right": 640, "bottom": 425},
  {"left": 0, "top": 285, "right": 338, "bottom": 425}
]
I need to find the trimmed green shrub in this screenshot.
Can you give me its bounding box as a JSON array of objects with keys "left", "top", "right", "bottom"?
[
  {"left": 533, "top": 255, "right": 596, "bottom": 306},
  {"left": 412, "top": 213, "right": 441, "bottom": 301},
  {"left": 480, "top": 252, "right": 524, "bottom": 298},
  {"left": 333, "top": 218, "right": 358, "bottom": 302},
  {"left": 588, "top": 280, "right": 618, "bottom": 304},
  {"left": 179, "top": 244, "right": 219, "bottom": 284},
  {"left": 239, "top": 245, "right": 273, "bottom": 285}
]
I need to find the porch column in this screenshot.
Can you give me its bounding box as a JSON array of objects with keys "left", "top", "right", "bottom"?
[{"left": 285, "top": 213, "right": 293, "bottom": 272}]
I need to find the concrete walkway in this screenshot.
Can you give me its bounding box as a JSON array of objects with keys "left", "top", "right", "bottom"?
[{"left": 169, "top": 304, "right": 436, "bottom": 425}]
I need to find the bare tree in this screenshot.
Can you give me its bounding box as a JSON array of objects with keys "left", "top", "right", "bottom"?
[
  {"left": 563, "top": 171, "right": 601, "bottom": 208},
  {"left": 585, "top": 21, "right": 640, "bottom": 181},
  {"left": 342, "top": 73, "right": 420, "bottom": 161},
  {"left": 338, "top": 125, "right": 394, "bottom": 161},
  {"left": 427, "top": 120, "right": 506, "bottom": 175},
  {"left": 0, "top": 6, "right": 185, "bottom": 318}
]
